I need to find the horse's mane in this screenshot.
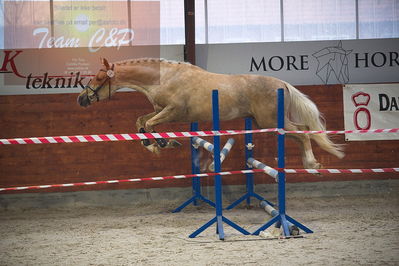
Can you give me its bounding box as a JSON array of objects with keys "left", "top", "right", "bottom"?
[{"left": 115, "top": 58, "right": 192, "bottom": 66}]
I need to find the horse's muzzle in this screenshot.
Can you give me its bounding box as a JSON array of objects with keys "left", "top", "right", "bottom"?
[{"left": 77, "top": 94, "right": 90, "bottom": 107}]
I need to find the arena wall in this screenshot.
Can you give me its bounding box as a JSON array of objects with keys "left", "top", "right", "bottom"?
[{"left": 0, "top": 84, "right": 398, "bottom": 194}]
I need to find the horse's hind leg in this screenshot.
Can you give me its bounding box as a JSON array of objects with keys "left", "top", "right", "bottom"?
[
  {"left": 252, "top": 111, "right": 321, "bottom": 169},
  {"left": 286, "top": 122, "right": 321, "bottom": 169},
  {"left": 253, "top": 102, "right": 321, "bottom": 169}
]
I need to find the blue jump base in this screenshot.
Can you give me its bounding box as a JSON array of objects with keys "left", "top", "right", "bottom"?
[
  {"left": 251, "top": 88, "right": 313, "bottom": 236},
  {"left": 225, "top": 117, "right": 274, "bottom": 210},
  {"left": 175, "top": 88, "right": 312, "bottom": 239},
  {"left": 189, "top": 90, "right": 250, "bottom": 240},
  {"left": 172, "top": 122, "right": 215, "bottom": 213}
]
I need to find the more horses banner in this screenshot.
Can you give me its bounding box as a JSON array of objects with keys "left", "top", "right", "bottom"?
[
  {"left": 196, "top": 38, "right": 399, "bottom": 86},
  {"left": 344, "top": 83, "right": 399, "bottom": 141}
]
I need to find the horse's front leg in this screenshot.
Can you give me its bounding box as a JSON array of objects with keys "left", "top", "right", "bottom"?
[
  {"left": 144, "top": 106, "right": 182, "bottom": 150},
  {"left": 136, "top": 112, "right": 161, "bottom": 153}
]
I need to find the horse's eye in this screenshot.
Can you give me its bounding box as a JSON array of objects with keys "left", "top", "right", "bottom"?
[{"left": 88, "top": 94, "right": 96, "bottom": 100}]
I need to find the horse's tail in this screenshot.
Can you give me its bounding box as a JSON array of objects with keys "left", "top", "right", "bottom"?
[{"left": 284, "top": 82, "right": 345, "bottom": 159}]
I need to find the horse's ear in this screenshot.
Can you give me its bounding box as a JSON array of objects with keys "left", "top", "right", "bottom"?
[{"left": 101, "top": 58, "right": 111, "bottom": 69}]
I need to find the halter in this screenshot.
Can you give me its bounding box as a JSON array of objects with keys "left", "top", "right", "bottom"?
[{"left": 84, "top": 64, "right": 115, "bottom": 103}]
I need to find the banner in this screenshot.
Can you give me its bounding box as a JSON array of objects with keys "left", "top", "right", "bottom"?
[
  {"left": 343, "top": 84, "right": 399, "bottom": 141},
  {"left": 196, "top": 39, "right": 399, "bottom": 86},
  {"left": 0, "top": 1, "right": 168, "bottom": 95},
  {"left": 3, "top": 1, "right": 160, "bottom": 49}
]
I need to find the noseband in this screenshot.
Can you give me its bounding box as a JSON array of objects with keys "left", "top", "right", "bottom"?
[{"left": 84, "top": 64, "right": 115, "bottom": 103}]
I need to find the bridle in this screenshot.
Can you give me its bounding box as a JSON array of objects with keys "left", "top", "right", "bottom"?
[{"left": 84, "top": 64, "right": 115, "bottom": 103}]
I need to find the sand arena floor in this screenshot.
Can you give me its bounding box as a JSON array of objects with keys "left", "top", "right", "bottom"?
[{"left": 1, "top": 182, "right": 398, "bottom": 265}]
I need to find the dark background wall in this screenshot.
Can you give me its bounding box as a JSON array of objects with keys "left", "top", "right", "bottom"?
[{"left": 0, "top": 84, "right": 398, "bottom": 194}]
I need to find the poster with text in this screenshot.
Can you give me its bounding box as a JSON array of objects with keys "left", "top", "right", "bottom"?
[
  {"left": 343, "top": 84, "right": 399, "bottom": 141},
  {"left": 0, "top": 1, "right": 160, "bottom": 94}
]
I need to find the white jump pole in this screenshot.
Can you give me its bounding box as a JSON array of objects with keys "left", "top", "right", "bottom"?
[
  {"left": 259, "top": 200, "right": 299, "bottom": 236},
  {"left": 247, "top": 157, "right": 299, "bottom": 234},
  {"left": 192, "top": 137, "right": 235, "bottom": 171},
  {"left": 247, "top": 157, "right": 278, "bottom": 181}
]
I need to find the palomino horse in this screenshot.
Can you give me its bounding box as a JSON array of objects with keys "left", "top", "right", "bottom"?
[{"left": 77, "top": 58, "right": 344, "bottom": 169}]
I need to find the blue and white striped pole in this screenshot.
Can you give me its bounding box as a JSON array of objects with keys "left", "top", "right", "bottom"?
[
  {"left": 247, "top": 158, "right": 278, "bottom": 181},
  {"left": 259, "top": 200, "right": 299, "bottom": 235},
  {"left": 192, "top": 137, "right": 214, "bottom": 152},
  {"left": 192, "top": 137, "right": 235, "bottom": 172}
]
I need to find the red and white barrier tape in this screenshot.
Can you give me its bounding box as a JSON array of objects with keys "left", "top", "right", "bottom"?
[
  {"left": 284, "top": 168, "right": 399, "bottom": 174},
  {"left": 0, "top": 128, "right": 278, "bottom": 145},
  {"left": 285, "top": 128, "right": 399, "bottom": 135},
  {"left": 1, "top": 167, "right": 398, "bottom": 192},
  {"left": 1, "top": 128, "right": 398, "bottom": 145},
  {"left": 0, "top": 169, "right": 261, "bottom": 192}
]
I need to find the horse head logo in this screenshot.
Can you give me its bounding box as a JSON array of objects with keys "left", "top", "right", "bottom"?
[{"left": 312, "top": 41, "right": 352, "bottom": 84}]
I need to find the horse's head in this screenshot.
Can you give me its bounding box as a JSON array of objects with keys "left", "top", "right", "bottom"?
[{"left": 77, "top": 58, "right": 115, "bottom": 107}]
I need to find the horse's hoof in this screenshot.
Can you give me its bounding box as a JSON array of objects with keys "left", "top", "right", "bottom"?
[
  {"left": 139, "top": 128, "right": 151, "bottom": 146},
  {"left": 142, "top": 139, "right": 151, "bottom": 146},
  {"left": 305, "top": 161, "right": 322, "bottom": 170},
  {"left": 146, "top": 143, "right": 161, "bottom": 154},
  {"left": 309, "top": 162, "right": 323, "bottom": 176},
  {"left": 313, "top": 162, "right": 322, "bottom": 169},
  {"left": 155, "top": 138, "right": 168, "bottom": 148},
  {"left": 168, "top": 140, "right": 182, "bottom": 148}
]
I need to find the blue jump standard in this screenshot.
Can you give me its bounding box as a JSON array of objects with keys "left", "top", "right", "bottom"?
[
  {"left": 189, "top": 90, "right": 250, "bottom": 240},
  {"left": 252, "top": 88, "right": 313, "bottom": 236},
  {"left": 225, "top": 117, "right": 274, "bottom": 210},
  {"left": 172, "top": 122, "right": 215, "bottom": 213}
]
